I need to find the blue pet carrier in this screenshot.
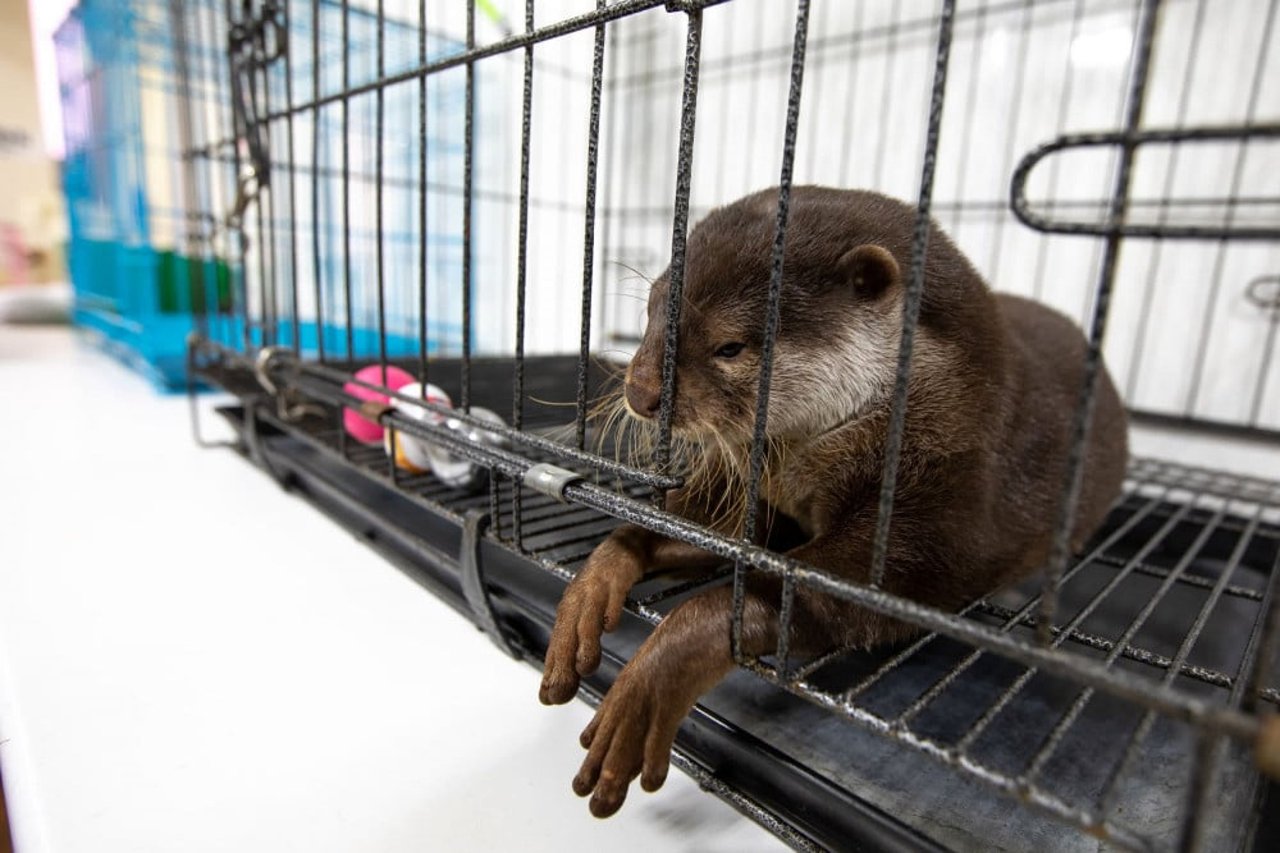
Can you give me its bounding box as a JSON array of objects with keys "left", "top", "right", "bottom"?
[{"left": 55, "top": 0, "right": 467, "bottom": 388}]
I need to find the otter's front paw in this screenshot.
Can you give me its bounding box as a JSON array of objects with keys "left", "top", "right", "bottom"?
[
  {"left": 540, "top": 557, "right": 634, "bottom": 705},
  {"left": 571, "top": 665, "right": 688, "bottom": 817}
]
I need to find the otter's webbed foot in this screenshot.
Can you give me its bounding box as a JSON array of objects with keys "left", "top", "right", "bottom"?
[{"left": 572, "top": 656, "right": 690, "bottom": 817}]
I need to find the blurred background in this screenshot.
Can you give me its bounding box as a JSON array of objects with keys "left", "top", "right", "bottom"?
[{"left": 0, "top": 0, "right": 70, "bottom": 325}]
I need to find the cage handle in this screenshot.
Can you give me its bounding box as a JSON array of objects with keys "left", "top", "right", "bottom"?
[{"left": 1010, "top": 123, "right": 1280, "bottom": 240}]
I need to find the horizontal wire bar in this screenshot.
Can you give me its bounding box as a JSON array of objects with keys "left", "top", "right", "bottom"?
[
  {"left": 200, "top": 341, "right": 681, "bottom": 489},
  {"left": 1092, "top": 552, "right": 1266, "bottom": 601},
  {"left": 249, "top": 0, "right": 734, "bottom": 125}
]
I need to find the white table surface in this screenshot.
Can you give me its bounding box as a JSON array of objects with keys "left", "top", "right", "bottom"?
[{"left": 0, "top": 326, "right": 786, "bottom": 853}]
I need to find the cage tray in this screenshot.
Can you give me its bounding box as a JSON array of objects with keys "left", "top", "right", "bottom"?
[{"left": 206, "top": 354, "right": 1279, "bottom": 852}]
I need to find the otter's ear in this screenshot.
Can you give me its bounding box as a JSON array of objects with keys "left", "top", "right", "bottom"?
[{"left": 837, "top": 244, "right": 900, "bottom": 299}]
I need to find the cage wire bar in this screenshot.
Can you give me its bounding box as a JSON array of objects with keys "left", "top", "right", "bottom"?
[
  {"left": 1037, "top": 0, "right": 1159, "bottom": 647},
  {"left": 177, "top": 0, "right": 1280, "bottom": 849}
]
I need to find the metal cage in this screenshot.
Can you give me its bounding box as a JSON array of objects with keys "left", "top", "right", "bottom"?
[{"left": 176, "top": 0, "right": 1279, "bottom": 849}]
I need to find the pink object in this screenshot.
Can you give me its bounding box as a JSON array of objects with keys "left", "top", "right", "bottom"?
[{"left": 342, "top": 364, "right": 417, "bottom": 444}]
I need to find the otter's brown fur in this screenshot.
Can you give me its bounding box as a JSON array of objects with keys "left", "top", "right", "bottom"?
[{"left": 540, "top": 187, "right": 1129, "bottom": 818}]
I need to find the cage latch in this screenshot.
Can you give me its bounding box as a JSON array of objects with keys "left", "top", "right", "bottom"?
[
  {"left": 523, "top": 463, "right": 581, "bottom": 503},
  {"left": 460, "top": 510, "right": 522, "bottom": 660}
]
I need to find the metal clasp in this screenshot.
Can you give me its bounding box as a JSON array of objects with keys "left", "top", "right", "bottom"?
[{"left": 523, "top": 463, "right": 582, "bottom": 502}]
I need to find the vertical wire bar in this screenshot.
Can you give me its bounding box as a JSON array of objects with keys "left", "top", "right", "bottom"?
[
  {"left": 375, "top": 0, "right": 396, "bottom": 484},
  {"left": 867, "top": 0, "right": 957, "bottom": 590},
  {"left": 228, "top": 7, "right": 240, "bottom": 331},
  {"left": 263, "top": 49, "right": 278, "bottom": 348},
  {"left": 1184, "top": 0, "right": 1278, "bottom": 415},
  {"left": 256, "top": 122, "right": 272, "bottom": 349},
  {"left": 730, "top": 0, "right": 811, "bottom": 671},
  {"left": 284, "top": 0, "right": 299, "bottom": 353},
  {"left": 1035, "top": 0, "right": 1162, "bottom": 643},
  {"left": 178, "top": 4, "right": 196, "bottom": 325},
  {"left": 312, "top": 0, "right": 326, "bottom": 362},
  {"left": 342, "top": 0, "right": 354, "bottom": 364},
  {"left": 376, "top": 0, "right": 388, "bottom": 382},
  {"left": 339, "top": 0, "right": 353, "bottom": 460},
  {"left": 192, "top": 2, "right": 221, "bottom": 345},
  {"left": 1123, "top": 0, "right": 1208, "bottom": 402},
  {"left": 1073, "top": 0, "right": 1144, "bottom": 330},
  {"left": 776, "top": 575, "right": 797, "bottom": 679},
  {"left": 169, "top": 0, "right": 202, "bottom": 339},
  {"left": 226, "top": 0, "right": 251, "bottom": 353},
  {"left": 596, "top": 21, "right": 622, "bottom": 362},
  {"left": 654, "top": 9, "right": 704, "bottom": 474},
  {"left": 575, "top": 0, "right": 608, "bottom": 452},
  {"left": 512, "top": 0, "right": 535, "bottom": 551},
  {"left": 418, "top": 0, "right": 428, "bottom": 388},
  {"left": 462, "top": 0, "right": 476, "bottom": 412}
]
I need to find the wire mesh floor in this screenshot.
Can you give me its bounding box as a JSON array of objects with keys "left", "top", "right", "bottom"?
[{"left": 213, "top": 357, "right": 1279, "bottom": 851}]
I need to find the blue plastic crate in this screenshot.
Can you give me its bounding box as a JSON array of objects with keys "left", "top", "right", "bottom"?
[{"left": 55, "top": 0, "right": 468, "bottom": 389}]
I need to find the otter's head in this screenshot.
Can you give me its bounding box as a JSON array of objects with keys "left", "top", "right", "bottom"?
[{"left": 623, "top": 188, "right": 906, "bottom": 443}]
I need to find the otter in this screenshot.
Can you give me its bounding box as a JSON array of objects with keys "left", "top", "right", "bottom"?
[{"left": 538, "top": 186, "right": 1129, "bottom": 818}]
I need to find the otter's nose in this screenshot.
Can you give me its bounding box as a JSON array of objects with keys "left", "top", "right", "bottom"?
[{"left": 625, "top": 373, "right": 661, "bottom": 419}]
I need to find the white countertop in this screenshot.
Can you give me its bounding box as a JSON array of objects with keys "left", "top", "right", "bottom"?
[{"left": 0, "top": 326, "right": 784, "bottom": 853}]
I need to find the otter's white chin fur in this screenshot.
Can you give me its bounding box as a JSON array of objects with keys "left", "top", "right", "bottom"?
[{"left": 765, "top": 313, "right": 898, "bottom": 437}]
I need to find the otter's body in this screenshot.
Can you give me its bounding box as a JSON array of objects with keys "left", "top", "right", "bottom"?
[{"left": 540, "top": 187, "right": 1129, "bottom": 817}]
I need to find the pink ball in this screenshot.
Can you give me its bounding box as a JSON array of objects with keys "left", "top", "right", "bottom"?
[{"left": 342, "top": 364, "right": 417, "bottom": 444}]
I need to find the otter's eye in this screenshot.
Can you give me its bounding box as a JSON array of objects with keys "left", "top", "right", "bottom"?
[{"left": 714, "top": 342, "right": 746, "bottom": 359}]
